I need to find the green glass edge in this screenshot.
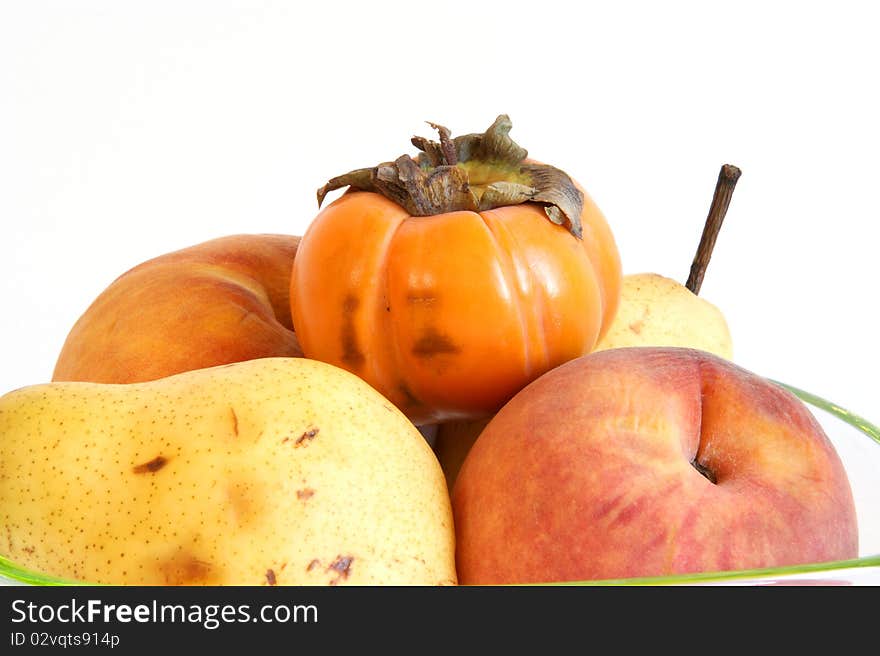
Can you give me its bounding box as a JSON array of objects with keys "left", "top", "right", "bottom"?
[
  {"left": 773, "top": 380, "right": 880, "bottom": 446},
  {"left": 0, "top": 554, "right": 85, "bottom": 586},
  {"left": 543, "top": 553, "right": 880, "bottom": 586},
  {"left": 1, "top": 382, "right": 878, "bottom": 587}
]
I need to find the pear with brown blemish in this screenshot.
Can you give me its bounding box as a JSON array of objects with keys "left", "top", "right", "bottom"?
[
  {"left": 594, "top": 164, "right": 740, "bottom": 360},
  {"left": 0, "top": 357, "right": 457, "bottom": 585},
  {"left": 593, "top": 272, "right": 733, "bottom": 359}
]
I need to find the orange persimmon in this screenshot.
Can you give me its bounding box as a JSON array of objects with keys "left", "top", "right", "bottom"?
[{"left": 291, "top": 115, "right": 621, "bottom": 425}]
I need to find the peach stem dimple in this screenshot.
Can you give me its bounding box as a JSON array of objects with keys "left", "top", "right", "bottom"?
[{"left": 691, "top": 458, "right": 718, "bottom": 484}]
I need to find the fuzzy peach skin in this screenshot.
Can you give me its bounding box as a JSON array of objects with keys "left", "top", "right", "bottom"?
[
  {"left": 453, "top": 347, "right": 858, "bottom": 584},
  {"left": 53, "top": 234, "right": 302, "bottom": 384}
]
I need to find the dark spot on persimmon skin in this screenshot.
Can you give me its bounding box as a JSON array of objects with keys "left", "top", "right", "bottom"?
[
  {"left": 397, "top": 383, "right": 421, "bottom": 409},
  {"left": 133, "top": 455, "right": 168, "bottom": 474},
  {"left": 406, "top": 292, "right": 438, "bottom": 306},
  {"left": 342, "top": 295, "right": 359, "bottom": 312},
  {"left": 266, "top": 569, "right": 277, "bottom": 586},
  {"left": 294, "top": 428, "right": 319, "bottom": 447},
  {"left": 341, "top": 294, "right": 365, "bottom": 367},
  {"left": 296, "top": 488, "right": 315, "bottom": 500},
  {"left": 307, "top": 559, "right": 321, "bottom": 572},
  {"left": 411, "top": 328, "right": 460, "bottom": 357},
  {"left": 327, "top": 555, "right": 354, "bottom": 585}
]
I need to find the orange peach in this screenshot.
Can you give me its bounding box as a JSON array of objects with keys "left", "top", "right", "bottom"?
[{"left": 53, "top": 234, "right": 301, "bottom": 384}]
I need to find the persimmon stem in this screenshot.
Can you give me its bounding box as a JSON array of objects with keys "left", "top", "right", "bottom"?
[
  {"left": 427, "top": 122, "right": 457, "bottom": 165},
  {"left": 318, "top": 115, "right": 586, "bottom": 239},
  {"left": 686, "top": 164, "right": 742, "bottom": 295}
]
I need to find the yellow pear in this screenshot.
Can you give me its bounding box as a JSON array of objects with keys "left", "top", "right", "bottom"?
[
  {"left": 0, "top": 357, "right": 456, "bottom": 586},
  {"left": 595, "top": 164, "right": 741, "bottom": 360},
  {"left": 594, "top": 272, "right": 733, "bottom": 359}
]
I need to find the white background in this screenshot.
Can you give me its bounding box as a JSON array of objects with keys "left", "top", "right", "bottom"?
[{"left": 1, "top": 5, "right": 877, "bottom": 422}]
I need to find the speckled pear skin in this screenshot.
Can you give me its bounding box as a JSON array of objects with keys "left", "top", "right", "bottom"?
[
  {"left": 0, "top": 357, "right": 456, "bottom": 586},
  {"left": 594, "top": 273, "right": 733, "bottom": 360}
]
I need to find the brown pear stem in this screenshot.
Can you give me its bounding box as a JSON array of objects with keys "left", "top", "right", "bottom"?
[{"left": 685, "top": 164, "right": 742, "bottom": 295}]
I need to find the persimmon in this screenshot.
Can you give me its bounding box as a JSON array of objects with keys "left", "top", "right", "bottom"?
[{"left": 291, "top": 115, "right": 621, "bottom": 424}]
